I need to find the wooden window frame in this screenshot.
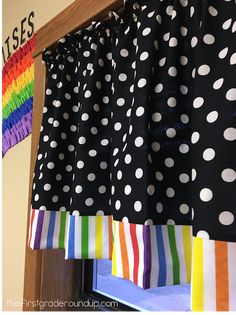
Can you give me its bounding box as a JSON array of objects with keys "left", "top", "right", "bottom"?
[{"left": 23, "top": 0, "right": 123, "bottom": 311}]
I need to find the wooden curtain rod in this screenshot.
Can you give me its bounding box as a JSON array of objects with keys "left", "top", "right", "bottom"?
[{"left": 33, "top": 0, "right": 123, "bottom": 58}]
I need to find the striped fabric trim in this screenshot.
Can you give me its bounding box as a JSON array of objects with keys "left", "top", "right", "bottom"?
[
  {"left": 111, "top": 220, "right": 192, "bottom": 289},
  {"left": 28, "top": 209, "right": 113, "bottom": 260},
  {"left": 191, "top": 237, "right": 236, "bottom": 311},
  {"left": 65, "top": 214, "right": 112, "bottom": 259}
]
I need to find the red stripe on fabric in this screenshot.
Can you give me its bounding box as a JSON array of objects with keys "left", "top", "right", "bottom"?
[
  {"left": 130, "top": 223, "right": 139, "bottom": 285},
  {"left": 215, "top": 240, "right": 229, "bottom": 311},
  {"left": 28, "top": 209, "right": 35, "bottom": 246}
]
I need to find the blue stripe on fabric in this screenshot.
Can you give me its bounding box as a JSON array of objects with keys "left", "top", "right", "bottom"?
[
  {"left": 67, "top": 215, "right": 75, "bottom": 259},
  {"left": 2, "top": 97, "right": 33, "bottom": 133},
  {"left": 47, "top": 211, "right": 56, "bottom": 249},
  {"left": 156, "top": 225, "right": 167, "bottom": 286}
]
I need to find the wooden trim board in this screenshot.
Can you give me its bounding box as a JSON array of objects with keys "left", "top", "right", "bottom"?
[{"left": 33, "top": 0, "right": 123, "bottom": 58}]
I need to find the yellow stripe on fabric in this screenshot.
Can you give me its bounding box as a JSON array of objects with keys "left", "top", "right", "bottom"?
[
  {"left": 95, "top": 216, "right": 103, "bottom": 258},
  {"left": 2, "top": 64, "right": 34, "bottom": 107},
  {"left": 182, "top": 226, "right": 192, "bottom": 283},
  {"left": 112, "top": 221, "right": 117, "bottom": 276},
  {"left": 192, "top": 237, "right": 204, "bottom": 311}
]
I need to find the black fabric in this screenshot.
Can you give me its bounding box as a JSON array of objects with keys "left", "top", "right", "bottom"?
[{"left": 32, "top": 0, "right": 236, "bottom": 242}]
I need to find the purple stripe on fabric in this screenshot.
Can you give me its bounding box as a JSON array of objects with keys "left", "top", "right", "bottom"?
[
  {"left": 34, "top": 211, "right": 45, "bottom": 249},
  {"left": 2, "top": 111, "right": 32, "bottom": 157},
  {"left": 143, "top": 225, "right": 151, "bottom": 289}
]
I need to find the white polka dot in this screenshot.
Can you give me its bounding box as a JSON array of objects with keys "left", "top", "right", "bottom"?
[
  {"left": 63, "top": 185, "right": 70, "bottom": 193},
  {"left": 68, "top": 145, "right": 75, "bottom": 152},
  {"left": 203, "top": 148, "right": 215, "bottom": 161},
  {"left": 200, "top": 188, "right": 213, "bottom": 202},
  {"left": 65, "top": 93, "right": 71, "bottom": 100},
  {"left": 147, "top": 185, "right": 155, "bottom": 196},
  {"left": 180, "top": 56, "right": 188, "bottom": 65},
  {"left": 193, "top": 97, "right": 204, "bottom": 108},
  {"left": 203, "top": 34, "right": 215, "bottom": 45},
  {"left": 191, "top": 36, "right": 198, "bottom": 47},
  {"left": 56, "top": 174, "right": 62, "bottom": 181},
  {"left": 140, "top": 52, "right": 149, "bottom": 61},
  {"left": 154, "top": 83, "right": 163, "bottom": 93},
  {"left": 124, "top": 185, "right": 132, "bottom": 195},
  {"left": 138, "top": 78, "right": 147, "bottom": 88},
  {"left": 151, "top": 142, "right": 160, "bottom": 152},
  {"left": 101, "top": 139, "right": 109, "bottom": 146},
  {"left": 219, "top": 211, "right": 234, "bottom": 225},
  {"left": 159, "top": 57, "right": 166, "bottom": 66},
  {"left": 218, "top": 47, "right": 228, "bottom": 59},
  {"left": 98, "top": 186, "right": 106, "bottom": 194},
  {"left": 75, "top": 185, "right": 83, "bottom": 193},
  {"left": 134, "top": 201, "right": 142, "bottom": 212},
  {"left": 81, "top": 113, "right": 89, "bottom": 121},
  {"left": 136, "top": 107, "right": 145, "bottom": 117},
  {"left": 89, "top": 150, "right": 97, "bottom": 157},
  {"left": 179, "top": 144, "right": 189, "bottom": 153},
  {"left": 85, "top": 198, "right": 94, "bottom": 206},
  {"left": 192, "top": 169, "right": 197, "bottom": 181},
  {"left": 53, "top": 100, "right": 61, "bottom": 107},
  {"left": 224, "top": 128, "right": 236, "bottom": 141},
  {"left": 118, "top": 73, "right": 127, "bottom": 81},
  {"left": 179, "top": 173, "right": 189, "bottom": 183},
  {"left": 47, "top": 162, "right": 55, "bottom": 169},
  {"left": 117, "top": 170, "right": 122, "bottom": 180},
  {"left": 67, "top": 56, "right": 74, "bottom": 63},
  {"left": 165, "top": 158, "right": 174, "bottom": 167},
  {"left": 100, "top": 161, "right": 108, "bottom": 169},
  {"left": 44, "top": 183, "right": 51, "bottom": 191},
  {"left": 166, "top": 5, "right": 173, "bottom": 15},
  {"left": 155, "top": 171, "right": 163, "bottom": 181},
  {"left": 222, "top": 18, "right": 232, "bottom": 30},
  {"left": 53, "top": 120, "right": 59, "bottom": 127},
  {"left": 125, "top": 154, "right": 132, "bottom": 164},
  {"left": 78, "top": 137, "right": 86, "bottom": 144},
  {"left": 52, "top": 195, "right": 58, "bottom": 203},
  {"left": 198, "top": 64, "right": 210, "bottom": 76},
  {"left": 213, "top": 78, "right": 224, "bottom": 90},
  {"left": 230, "top": 53, "right": 236, "bottom": 65},
  {"left": 152, "top": 112, "right": 162, "bottom": 122},
  {"left": 180, "top": 85, "right": 188, "bottom": 95},
  {"left": 166, "top": 128, "right": 176, "bottom": 138},
  {"left": 208, "top": 6, "right": 218, "bottom": 16},
  {"left": 167, "top": 219, "right": 175, "bottom": 225},
  {"left": 166, "top": 187, "right": 175, "bottom": 197},
  {"left": 135, "top": 136, "right": 144, "bottom": 147},
  {"left": 50, "top": 141, "right": 57, "bottom": 148},
  {"left": 167, "top": 97, "right": 176, "bottom": 107},
  {"left": 191, "top": 132, "right": 200, "bottom": 144},
  {"left": 180, "top": 204, "right": 189, "bottom": 214},
  {"left": 66, "top": 165, "right": 72, "bottom": 172},
  {"left": 96, "top": 210, "right": 104, "bottom": 216},
  {"left": 34, "top": 194, "right": 39, "bottom": 201},
  {"left": 142, "top": 27, "right": 151, "bottom": 36},
  {"left": 135, "top": 168, "right": 143, "bottom": 179},
  {"left": 77, "top": 160, "right": 84, "bottom": 169},
  {"left": 122, "top": 216, "right": 129, "bottom": 223},
  {"left": 114, "top": 122, "right": 122, "bottom": 131},
  {"left": 87, "top": 173, "right": 96, "bottom": 181},
  {"left": 226, "top": 88, "right": 236, "bottom": 101},
  {"left": 46, "top": 88, "right": 52, "bottom": 95},
  {"left": 180, "top": 114, "right": 189, "bottom": 124},
  {"left": 120, "top": 49, "right": 129, "bottom": 57},
  {"left": 197, "top": 230, "right": 210, "bottom": 239},
  {"left": 117, "top": 98, "right": 125, "bottom": 106},
  {"left": 156, "top": 202, "right": 163, "bottom": 213},
  {"left": 180, "top": 26, "right": 188, "bottom": 36},
  {"left": 115, "top": 200, "right": 121, "bottom": 210},
  {"left": 221, "top": 169, "right": 236, "bottom": 182},
  {"left": 169, "top": 37, "right": 178, "bottom": 47}
]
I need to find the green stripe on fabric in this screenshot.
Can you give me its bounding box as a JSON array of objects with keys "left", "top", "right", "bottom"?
[
  {"left": 81, "top": 216, "right": 89, "bottom": 258},
  {"left": 2, "top": 81, "right": 34, "bottom": 119},
  {"left": 59, "top": 211, "right": 67, "bottom": 249},
  {"left": 167, "top": 225, "right": 180, "bottom": 284}
]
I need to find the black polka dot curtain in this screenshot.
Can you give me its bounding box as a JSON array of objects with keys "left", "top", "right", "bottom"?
[{"left": 28, "top": 0, "right": 236, "bottom": 311}]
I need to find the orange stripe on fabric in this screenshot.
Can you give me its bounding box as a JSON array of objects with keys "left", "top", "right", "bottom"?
[
  {"left": 215, "top": 240, "right": 229, "bottom": 311},
  {"left": 108, "top": 216, "right": 113, "bottom": 259},
  {"left": 119, "top": 222, "right": 130, "bottom": 280}
]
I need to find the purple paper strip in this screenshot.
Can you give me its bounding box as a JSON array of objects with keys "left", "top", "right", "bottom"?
[{"left": 2, "top": 111, "right": 32, "bottom": 157}]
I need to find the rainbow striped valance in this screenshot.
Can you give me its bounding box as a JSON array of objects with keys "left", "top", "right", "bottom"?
[{"left": 2, "top": 35, "right": 35, "bottom": 157}]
